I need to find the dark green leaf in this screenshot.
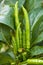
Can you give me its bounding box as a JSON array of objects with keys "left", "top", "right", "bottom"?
[
  {"left": 31, "top": 8, "right": 43, "bottom": 44},
  {"left": 24, "top": 0, "right": 43, "bottom": 12},
  {"left": 0, "top": 4, "right": 14, "bottom": 29},
  {"left": 4, "top": 0, "right": 25, "bottom": 9},
  {"left": 0, "top": 52, "right": 14, "bottom": 64},
  {"left": 31, "top": 46, "right": 43, "bottom": 56},
  {"left": 0, "top": 24, "right": 11, "bottom": 43},
  {"left": 33, "top": 32, "right": 43, "bottom": 44},
  {"left": 18, "top": 0, "right": 25, "bottom": 9}
]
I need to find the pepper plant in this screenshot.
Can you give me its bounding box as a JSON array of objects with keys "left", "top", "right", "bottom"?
[{"left": 0, "top": 0, "right": 43, "bottom": 65}]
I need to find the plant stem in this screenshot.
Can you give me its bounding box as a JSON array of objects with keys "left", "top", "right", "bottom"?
[{"left": 22, "top": 52, "right": 27, "bottom": 61}]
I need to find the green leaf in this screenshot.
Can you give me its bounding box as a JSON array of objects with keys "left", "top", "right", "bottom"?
[
  {"left": 0, "top": 4, "right": 14, "bottom": 30},
  {"left": 0, "top": 4, "right": 14, "bottom": 43},
  {"left": 29, "top": 7, "right": 42, "bottom": 26},
  {"left": 31, "top": 8, "right": 43, "bottom": 44},
  {"left": 0, "top": 0, "right": 2, "bottom": 3},
  {"left": 0, "top": 52, "right": 14, "bottom": 64},
  {"left": 4, "top": 0, "right": 25, "bottom": 9},
  {"left": 24, "top": 0, "right": 43, "bottom": 12},
  {"left": 31, "top": 46, "right": 43, "bottom": 56},
  {"left": 33, "top": 32, "right": 43, "bottom": 44},
  {"left": 0, "top": 24, "right": 12, "bottom": 43},
  {"left": 18, "top": 0, "right": 25, "bottom": 9},
  {"left": 31, "top": 9, "right": 43, "bottom": 30},
  {"left": 4, "top": 0, "right": 17, "bottom": 5},
  {"left": 33, "top": 0, "right": 43, "bottom": 8},
  {"left": 7, "top": 50, "right": 15, "bottom": 60}
]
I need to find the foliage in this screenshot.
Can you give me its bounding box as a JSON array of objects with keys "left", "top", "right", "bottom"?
[{"left": 0, "top": 0, "right": 43, "bottom": 65}]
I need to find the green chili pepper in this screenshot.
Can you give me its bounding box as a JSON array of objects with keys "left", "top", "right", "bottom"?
[
  {"left": 27, "top": 59, "right": 43, "bottom": 64},
  {"left": 22, "top": 30, "right": 26, "bottom": 49},
  {"left": 14, "top": 1, "right": 20, "bottom": 50},
  {"left": 14, "top": 1, "right": 19, "bottom": 27},
  {"left": 22, "top": 6, "right": 30, "bottom": 50},
  {"left": 18, "top": 23, "right": 22, "bottom": 48},
  {"left": 12, "top": 35, "right": 17, "bottom": 55}
]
